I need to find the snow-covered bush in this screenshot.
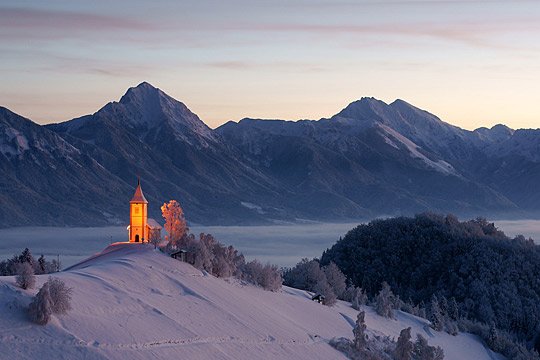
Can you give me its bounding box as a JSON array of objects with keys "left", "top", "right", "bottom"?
[
  {"left": 28, "top": 282, "right": 52, "bottom": 325},
  {"left": 28, "top": 278, "right": 72, "bottom": 325},
  {"left": 242, "top": 260, "right": 282, "bottom": 291},
  {"left": 47, "top": 277, "right": 72, "bottom": 314},
  {"left": 344, "top": 286, "right": 368, "bottom": 310},
  {"left": 283, "top": 258, "right": 349, "bottom": 306},
  {"left": 375, "top": 282, "right": 396, "bottom": 319},
  {"left": 167, "top": 231, "right": 281, "bottom": 291},
  {"left": 15, "top": 262, "right": 35, "bottom": 290}
]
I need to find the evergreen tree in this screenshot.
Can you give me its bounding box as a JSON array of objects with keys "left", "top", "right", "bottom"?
[
  {"left": 19, "top": 248, "right": 33, "bottom": 264},
  {"left": 395, "top": 327, "right": 413, "bottom": 360},
  {"left": 488, "top": 322, "right": 500, "bottom": 352},
  {"left": 375, "top": 281, "right": 395, "bottom": 319},
  {"left": 430, "top": 295, "right": 444, "bottom": 331},
  {"left": 353, "top": 311, "right": 367, "bottom": 351},
  {"left": 413, "top": 334, "right": 444, "bottom": 360},
  {"left": 449, "top": 297, "right": 459, "bottom": 321},
  {"left": 38, "top": 255, "right": 46, "bottom": 274}
]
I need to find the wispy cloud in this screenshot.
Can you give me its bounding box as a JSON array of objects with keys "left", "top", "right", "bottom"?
[
  {"left": 0, "top": 7, "right": 153, "bottom": 40},
  {"left": 217, "top": 19, "right": 540, "bottom": 50}
]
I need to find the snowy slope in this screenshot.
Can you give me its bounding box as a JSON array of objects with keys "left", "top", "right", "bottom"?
[{"left": 0, "top": 244, "right": 502, "bottom": 360}]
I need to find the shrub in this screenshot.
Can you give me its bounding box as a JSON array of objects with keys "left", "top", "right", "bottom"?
[
  {"left": 15, "top": 262, "right": 35, "bottom": 290},
  {"left": 47, "top": 278, "right": 73, "bottom": 314},
  {"left": 28, "top": 278, "right": 72, "bottom": 325},
  {"left": 28, "top": 282, "right": 52, "bottom": 325},
  {"left": 243, "top": 260, "right": 282, "bottom": 291}
]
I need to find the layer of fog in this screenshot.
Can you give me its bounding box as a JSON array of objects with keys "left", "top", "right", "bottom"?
[{"left": 0, "top": 220, "right": 538, "bottom": 269}]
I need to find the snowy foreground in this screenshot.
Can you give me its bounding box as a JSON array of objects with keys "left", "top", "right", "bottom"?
[{"left": 0, "top": 243, "right": 502, "bottom": 360}]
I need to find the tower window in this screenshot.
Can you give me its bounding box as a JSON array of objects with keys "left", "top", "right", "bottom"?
[{"left": 135, "top": 207, "right": 139, "bottom": 214}]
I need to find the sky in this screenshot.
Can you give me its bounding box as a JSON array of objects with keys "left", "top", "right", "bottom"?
[{"left": 1, "top": 0, "right": 540, "bottom": 130}]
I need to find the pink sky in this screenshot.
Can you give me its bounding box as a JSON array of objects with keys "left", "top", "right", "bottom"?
[{"left": 1, "top": 0, "right": 539, "bottom": 130}]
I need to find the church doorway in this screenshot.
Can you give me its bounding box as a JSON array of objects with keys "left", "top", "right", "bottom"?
[{"left": 135, "top": 235, "right": 140, "bottom": 242}]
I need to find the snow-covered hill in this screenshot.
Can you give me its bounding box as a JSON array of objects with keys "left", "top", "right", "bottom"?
[{"left": 0, "top": 243, "right": 502, "bottom": 359}]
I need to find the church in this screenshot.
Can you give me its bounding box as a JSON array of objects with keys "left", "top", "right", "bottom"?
[{"left": 127, "top": 179, "right": 162, "bottom": 243}]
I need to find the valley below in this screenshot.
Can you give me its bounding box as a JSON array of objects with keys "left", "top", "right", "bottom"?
[{"left": 1, "top": 219, "right": 539, "bottom": 269}]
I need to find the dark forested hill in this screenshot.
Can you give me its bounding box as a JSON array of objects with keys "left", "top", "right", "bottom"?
[{"left": 320, "top": 214, "right": 540, "bottom": 344}]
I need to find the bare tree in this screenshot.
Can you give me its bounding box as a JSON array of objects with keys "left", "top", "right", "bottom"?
[
  {"left": 149, "top": 230, "right": 162, "bottom": 249},
  {"left": 161, "top": 200, "right": 188, "bottom": 247},
  {"left": 15, "top": 262, "right": 35, "bottom": 290}
]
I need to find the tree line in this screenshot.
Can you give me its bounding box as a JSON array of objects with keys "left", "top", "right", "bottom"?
[{"left": 318, "top": 213, "right": 540, "bottom": 358}]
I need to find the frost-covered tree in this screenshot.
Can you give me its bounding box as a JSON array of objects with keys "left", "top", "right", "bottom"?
[
  {"left": 313, "top": 278, "right": 337, "bottom": 306},
  {"left": 15, "top": 262, "right": 35, "bottom": 290},
  {"left": 375, "top": 282, "right": 395, "bottom": 319},
  {"left": 47, "top": 277, "right": 72, "bottom": 314},
  {"left": 353, "top": 311, "right": 368, "bottom": 351},
  {"left": 161, "top": 200, "right": 188, "bottom": 246},
  {"left": 19, "top": 248, "right": 34, "bottom": 265},
  {"left": 149, "top": 230, "right": 161, "bottom": 249},
  {"left": 430, "top": 295, "right": 444, "bottom": 331},
  {"left": 243, "top": 260, "right": 282, "bottom": 291},
  {"left": 342, "top": 285, "right": 368, "bottom": 310},
  {"left": 37, "top": 255, "right": 46, "bottom": 274},
  {"left": 448, "top": 297, "right": 459, "bottom": 321},
  {"left": 413, "top": 334, "right": 444, "bottom": 360},
  {"left": 395, "top": 327, "right": 413, "bottom": 360},
  {"left": 351, "top": 287, "right": 368, "bottom": 310},
  {"left": 282, "top": 259, "right": 326, "bottom": 292},
  {"left": 323, "top": 262, "right": 347, "bottom": 299},
  {"left": 28, "top": 282, "right": 52, "bottom": 325}
]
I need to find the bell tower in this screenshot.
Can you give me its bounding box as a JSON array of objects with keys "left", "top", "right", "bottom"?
[{"left": 128, "top": 178, "right": 148, "bottom": 243}]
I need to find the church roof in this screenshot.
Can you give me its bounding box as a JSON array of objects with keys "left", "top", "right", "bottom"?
[
  {"left": 130, "top": 179, "right": 148, "bottom": 204},
  {"left": 147, "top": 218, "right": 162, "bottom": 229}
]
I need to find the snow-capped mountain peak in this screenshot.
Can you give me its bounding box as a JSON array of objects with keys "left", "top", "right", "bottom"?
[{"left": 114, "top": 82, "right": 215, "bottom": 142}]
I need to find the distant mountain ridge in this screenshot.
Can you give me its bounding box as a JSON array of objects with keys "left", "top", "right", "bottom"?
[{"left": 1, "top": 82, "right": 539, "bottom": 227}]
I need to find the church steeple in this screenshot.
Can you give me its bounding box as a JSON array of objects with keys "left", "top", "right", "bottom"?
[
  {"left": 130, "top": 177, "right": 148, "bottom": 204},
  {"left": 128, "top": 178, "right": 148, "bottom": 242}
]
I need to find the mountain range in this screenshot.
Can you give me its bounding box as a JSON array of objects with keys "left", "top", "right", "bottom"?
[{"left": 1, "top": 82, "right": 539, "bottom": 227}]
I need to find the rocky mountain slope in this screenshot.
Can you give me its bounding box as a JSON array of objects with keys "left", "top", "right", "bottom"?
[{"left": 1, "top": 82, "right": 539, "bottom": 227}]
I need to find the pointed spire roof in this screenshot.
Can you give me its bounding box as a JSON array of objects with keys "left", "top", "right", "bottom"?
[{"left": 130, "top": 178, "right": 148, "bottom": 204}]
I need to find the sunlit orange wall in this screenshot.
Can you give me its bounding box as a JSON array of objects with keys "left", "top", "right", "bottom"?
[{"left": 129, "top": 202, "right": 148, "bottom": 242}]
